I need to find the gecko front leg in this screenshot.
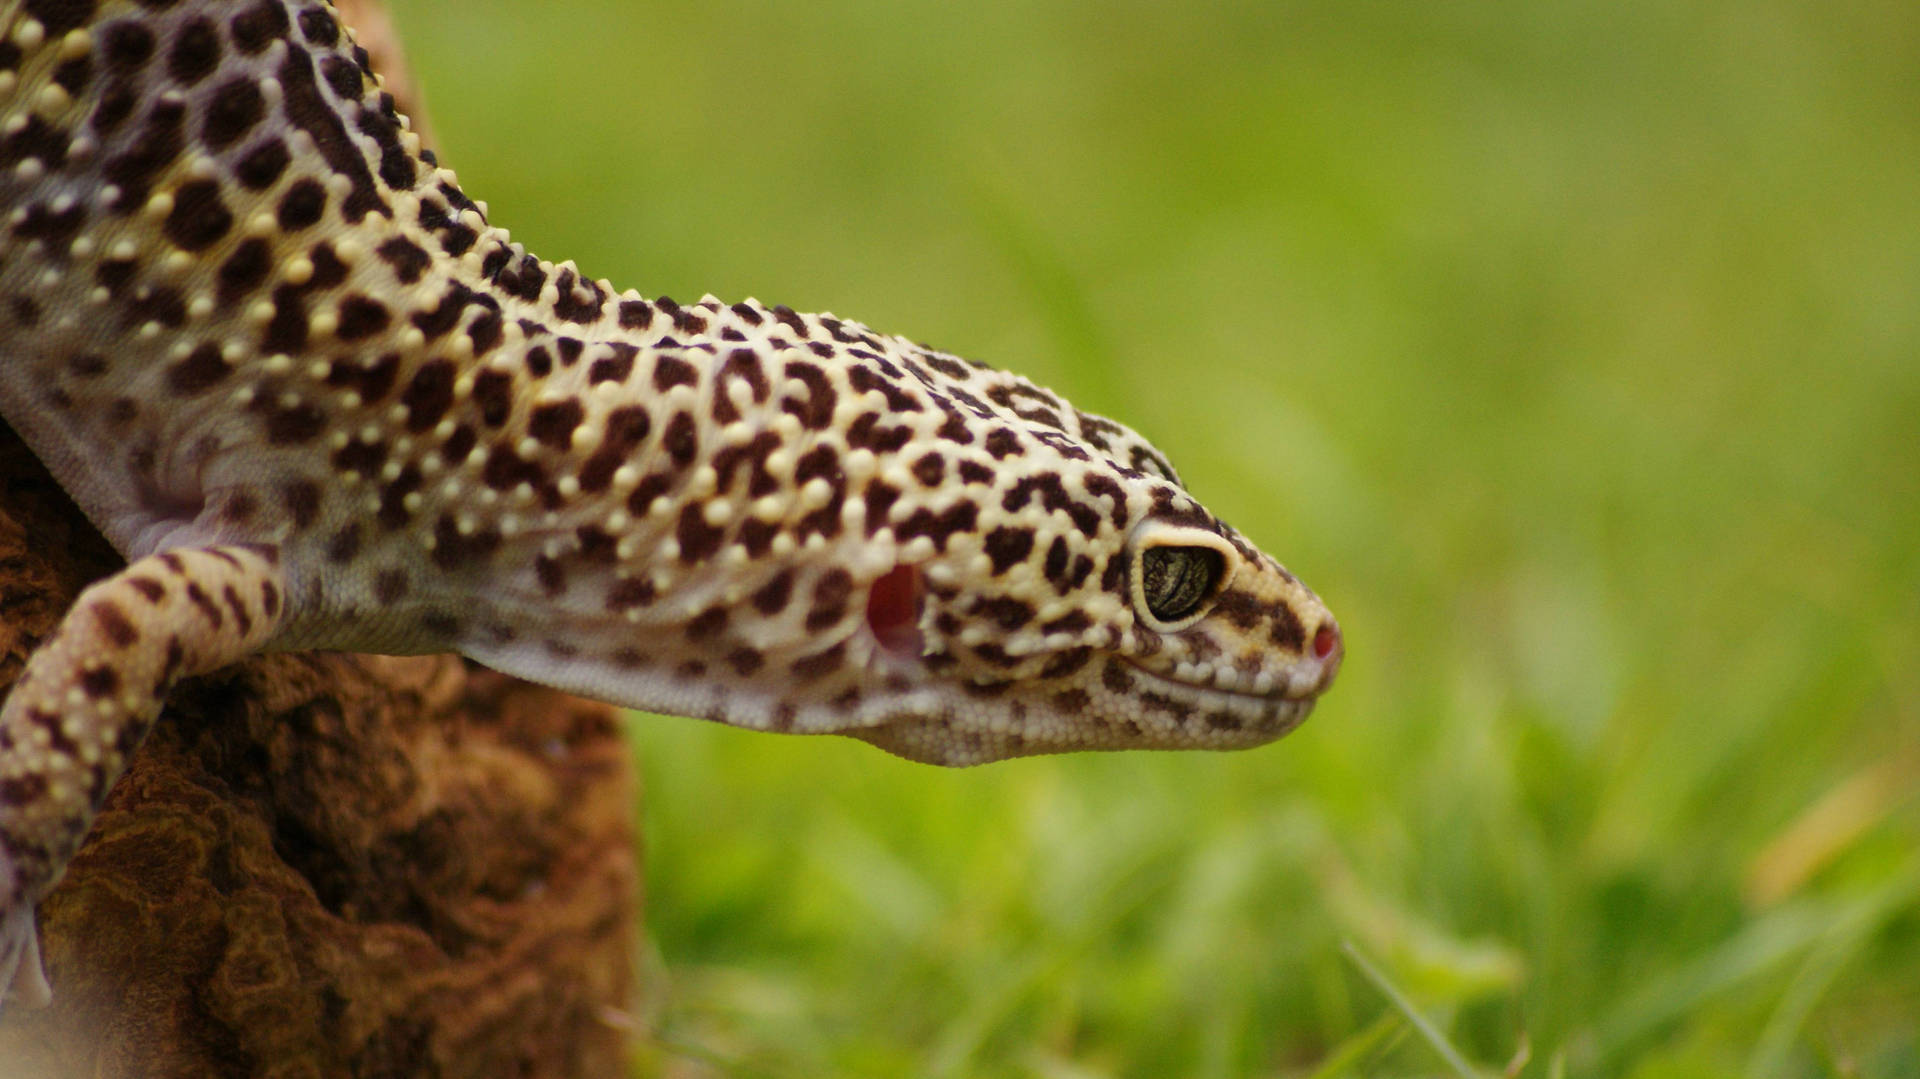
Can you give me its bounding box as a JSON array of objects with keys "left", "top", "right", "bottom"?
[{"left": 0, "top": 545, "right": 287, "bottom": 1009}]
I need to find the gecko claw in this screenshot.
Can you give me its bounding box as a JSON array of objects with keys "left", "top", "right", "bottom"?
[{"left": 0, "top": 903, "right": 53, "bottom": 1014}]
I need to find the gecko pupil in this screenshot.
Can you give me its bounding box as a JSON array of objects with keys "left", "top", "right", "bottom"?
[{"left": 1139, "top": 546, "right": 1222, "bottom": 623}]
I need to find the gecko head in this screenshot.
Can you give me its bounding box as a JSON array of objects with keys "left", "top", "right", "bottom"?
[
  {"left": 841, "top": 426, "right": 1342, "bottom": 766},
  {"left": 476, "top": 328, "right": 1339, "bottom": 769}
]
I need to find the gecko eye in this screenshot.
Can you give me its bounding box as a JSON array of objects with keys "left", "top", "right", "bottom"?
[{"left": 1137, "top": 545, "right": 1224, "bottom": 625}]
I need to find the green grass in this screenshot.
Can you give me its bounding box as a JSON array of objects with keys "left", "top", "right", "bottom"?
[{"left": 387, "top": 1, "right": 1920, "bottom": 1074}]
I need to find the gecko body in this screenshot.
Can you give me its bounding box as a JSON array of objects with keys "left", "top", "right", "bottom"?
[{"left": 0, "top": 0, "right": 1340, "bottom": 1005}]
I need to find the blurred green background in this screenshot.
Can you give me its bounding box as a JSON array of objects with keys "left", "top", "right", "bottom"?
[{"left": 387, "top": 1, "right": 1919, "bottom": 1075}]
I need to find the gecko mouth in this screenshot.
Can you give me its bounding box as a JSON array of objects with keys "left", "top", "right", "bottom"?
[
  {"left": 1119, "top": 655, "right": 1328, "bottom": 706},
  {"left": 1122, "top": 618, "right": 1341, "bottom": 704}
]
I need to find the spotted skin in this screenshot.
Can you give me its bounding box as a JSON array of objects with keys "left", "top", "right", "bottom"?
[{"left": 0, "top": 0, "right": 1341, "bottom": 1005}]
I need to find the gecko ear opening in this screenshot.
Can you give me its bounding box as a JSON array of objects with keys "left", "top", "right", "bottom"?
[{"left": 866, "top": 563, "right": 925, "bottom": 659}]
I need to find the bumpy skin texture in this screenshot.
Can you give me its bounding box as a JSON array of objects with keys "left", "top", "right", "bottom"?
[{"left": 0, "top": 0, "right": 1341, "bottom": 1006}]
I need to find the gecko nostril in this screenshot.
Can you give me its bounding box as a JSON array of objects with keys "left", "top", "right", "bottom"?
[{"left": 1312, "top": 623, "right": 1339, "bottom": 661}]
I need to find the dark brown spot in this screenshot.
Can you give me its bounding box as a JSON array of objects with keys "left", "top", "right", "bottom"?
[
  {"left": 373, "top": 569, "right": 408, "bottom": 602},
  {"left": 230, "top": 1, "right": 292, "bottom": 53},
  {"left": 217, "top": 237, "right": 272, "bottom": 306},
  {"left": 686, "top": 607, "right": 729, "bottom": 641},
  {"left": 473, "top": 369, "right": 514, "bottom": 427},
  {"left": 375, "top": 464, "right": 423, "bottom": 529},
  {"left": 400, "top": 361, "right": 456, "bottom": 431},
  {"left": 752, "top": 570, "right": 794, "bottom": 616},
  {"left": 863, "top": 482, "right": 901, "bottom": 537},
  {"left": 781, "top": 362, "right": 836, "bottom": 430},
  {"left": 184, "top": 581, "right": 224, "bottom": 628},
  {"left": 494, "top": 253, "right": 546, "bottom": 300},
  {"left": 277, "top": 178, "right": 327, "bottom": 230},
  {"left": 712, "top": 349, "right": 770, "bottom": 424},
  {"left": 94, "top": 601, "right": 139, "bottom": 648},
  {"left": 617, "top": 298, "right": 653, "bottom": 330},
  {"left": 235, "top": 137, "right": 290, "bottom": 188},
  {"left": 588, "top": 343, "right": 638, "bottom": 386},
  {"left": 222, "top": 583, "right": 254, "bottom": 636},
  {"left": 102, "top": 21, "right": 156, "bottom": 71},
  {"left": 429, "top": 515, "right": 502, "bottom": 570},
  {"left": 282, "top": 481, "right": 321, "bottom": 528},
  {"left": 202, "top": 75, "right": 265, "bottom": 149},
  {"left": 297, "top": 5, "right": 339, "bottom": 45},
  {"left": 790, "top": 643, "right": 846, "bottom": 680},
  {"left": 264, "top": 400, "right": 325, "bottom": 444},
  {"left": 1268, "top": 603, "right": 1306, "bottom": 652},
  {"left": 652, "top": 355, "right": 698, "bottom": 392},
  {"left": 335, "top": 295, "right": 390, "bottom": 340},
  {"left": 124, "top": 285, "right": 188, "bottom": 329},
  {"left": 894, "top": 503, "right": 978, "bottom": 550},
  {"left": 326, "top": 523, "right": 362, "bottom": 562},
  {"left": 165, "top": 344, "right": 230, "bottom": 395},
  {"left": 550, "top": 267, "right": 606, "bottom": 323},
  {"left": 320, "top": 53, "right": 360, "bottom": 99},
  {"left": 910, "top": 453, "right": 946, "bottom": 487},
  {"left": 1039, "top": 648, "right": 1092, "bottom": 680},
  {"left": 79, "top": 663, "right": 122, "bottom": 699},
  {"left": 167, "top": 17, "right": 221, "bottom": 86},
  {"left": 607, "top": 578, "right": 656, "bottom": 611},
  {"left": 974, "top": 596, "right": 1035, "bottom": 632},
  {"left": 1040, "top": 611, "right": 1092, "bottom": 636},
  {"left": 662, "top": 411, "right": 698, "bottom": 468},
  {"left": 10, "top": 297, "right": 41, "bottom": 329},
  {"left": 1138, "top": 691, "right": 1194, "bottom": 723},
  {"left": 575, "top": 526, "right": 616, "bottom": 563},
  {"left": 220, "top": 490, "right": 259, "bottom": 525},
  {"left": 845, "top": 412, "right": 913, "bottom": 455},
  {"left": 578, "top": 406, "right": 650, "bottom": 492},
  {"left": 806, "top": 569, "right": 853, "bottom": 631},
  {"left": 736, "top": 518, "right": 779, "bottom": 556},
  {"left": 325, "top": 353, "right": 401, "bottom": 404},
  {"left": 985, "top": 429, "right": 1022, "bottom": 459},
  {"left": 50, "top": 52, "right": 89, "bottom": 95},
  {"left": 675, "top": 503, "right": 727, "bottom": 563},
  {"left": 1205, "top": 712, "right": 1243, "bottom": 732},
  {"left": 376, "top": 236, "right": 430, "bottom": 284}
]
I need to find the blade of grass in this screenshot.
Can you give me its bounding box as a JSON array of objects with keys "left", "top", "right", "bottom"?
[
  {"left": 1305, "top": 1011, "right": 1407, "bottom": 1079},
  {"left": 1748, "top": 859, "right": 1920, "bottom": 1078},
  {"left": 1341, "top": 939, "right": 1481, "bottom": 1079}
]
